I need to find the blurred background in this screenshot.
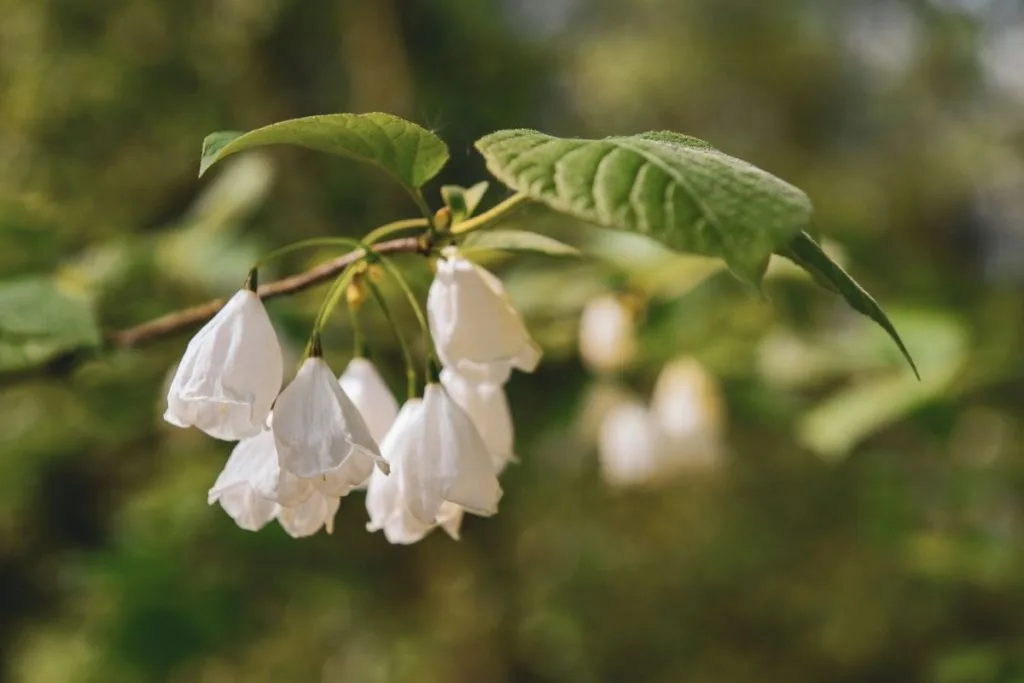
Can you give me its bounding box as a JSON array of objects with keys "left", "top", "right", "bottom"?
[{"left": 1, "top": 0, "right": 1024, "bottom": 681}]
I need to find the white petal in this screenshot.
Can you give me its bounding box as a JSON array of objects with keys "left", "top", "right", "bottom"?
[
  {"left": 440, "top": 369, "right": 514, "bottom": 471},
  {"left": 273, "top": 358, "right": 386, "bottom": 481},
  {"left": 578, "top": 294, "right": 636, "bottom": 373},
  {"left": 437, "top": 502, "right": 465, "bottom": 541},
  {"left": 339, "top": 358, "right": 400, "bottom": 444},
  {"left": 276, "top": 492, "right": 340, "bottom": 538},
  {"left": 164, "top": 290, "right": 283, "bottom": 440},
  {"left": 427, "top": 250, "right": 541, "bottom": 384},
  {"left": 597, "top": 400, "right": 664, "bottom": 487},
  {"left": 210, "top": 430, "right": 313, "bottom": 507},
  {"left": 216, "top": 487, "right": 278, "bottom": 531},
  {"left": 401, "top": 384, "right": 501, "bottom": 524}
]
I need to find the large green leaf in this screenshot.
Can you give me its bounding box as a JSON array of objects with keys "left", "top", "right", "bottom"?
[
  {"left": 780, "top": 231, "right": 919, "bottom": 378},
  {"left": 0, "top": 276, "right": 101, "bottom": 372},
  {"left": 199, "top": 113, "right": 449, "bottom": 190},
  {"left": 475, "top": 129, "right": 812, "bottom": 285}
]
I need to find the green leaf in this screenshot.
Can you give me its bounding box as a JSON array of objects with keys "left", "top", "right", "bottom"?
[
  {"left": 441, "top": 181, "right": 490, "bottom": 224},
  {"left": 798, "top": 310, "right": 964, "bottom": 459},
  {"left": 460, "top": 229, "right": 580, "bottom": 257},
  {"left": 780, "top": 231, "right": 919, "bottom": 378},
  {"left": 0, "top": 276, "right": 101, "bottom": 372},
  {"left": 199, "top": 113, "right": 449, "bottom": 190},
  {"left": 474, "top": 129, "right": 812, "bottom": 286}
]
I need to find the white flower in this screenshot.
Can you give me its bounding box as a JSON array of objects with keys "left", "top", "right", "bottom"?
[
  {"left": 366, "top": 399, "right": 473, "bottom": 544},
  {"left": 597, "top": 400, "right": 665, "bottom": 487},
  {"left": 650, "top": 357, "right": 723, "bottom": 469},
  {"left": 272, "top": 357, "right": 388, "bottom": 496},
  {"left": 339, "top": 357, "right": 399, "bottom": 444},
  {"left": 597, "top": 359, "right": 724, "bottom": 487},
  {"left": 578, "top": 294, "right": 636, "bottom": 373},
  {"left": 164, "top": 289, "right": 283, "bottom": 440},
  {"left": 372, "top": 385, "right": 500, "bottom": 527},
  {"left": 208, "top": 428, "right": 313, "bottom": 531},
  {"left": 277, "top": 492, "right": 341, "bottom": 538},
  {"left": 427, "top": 247, "right": 541, "bottom": 384},
  {"left": 440, "top": 368, "right": 514, "bottom": 472}
]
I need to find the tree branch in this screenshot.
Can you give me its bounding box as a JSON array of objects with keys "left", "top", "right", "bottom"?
[{"left": 109, "top": 236, "right": 426, "bottom": 349}]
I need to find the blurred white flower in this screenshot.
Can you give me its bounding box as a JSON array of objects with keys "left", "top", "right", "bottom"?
[
  {"left": 440, "top": 368, "right": 515, "bottom": 471},
  {"left": 164, "top": 289, "right": 283, "bottom": 441},
  {"left": 651, "top": 357, "right": 724, "bottom": 467},
  {"left": 597, "top": 358, "right": 724, "bottom": 487},
  {"left": 339, "top": 357, "right": 399, "bottom": 444},
  {"left": 428, "top": 247, "right": 541, "bottom": 384},
  {"left": 578, "top": 294, "right": 636, "bottom": 373},
  {"left": 597, "top": 399, "right": 665, "bottom": 487},
  {"left": 277, "top": 492, "right": 341, "bottom": 538},
  {"left": 272, "top": 357, "right": 388, "bottom": 496}
]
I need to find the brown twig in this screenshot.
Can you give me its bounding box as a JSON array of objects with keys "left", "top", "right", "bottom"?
[{"left": 109, "top": 236, "right": 425, "bottom": 349}]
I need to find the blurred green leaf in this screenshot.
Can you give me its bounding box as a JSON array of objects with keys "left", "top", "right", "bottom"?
[
  {"left": 798, "top": 310, "right": 965, "bottom": 459},
  {"left": 475, "top": 129, "right": 811, "bottom": 286},
  {"left": 781, "top": 231, "right": 918, "bottom": 377},
  {"left": 0, "top": 276, "right": 101, "bottom": 372},
  {"left": 199, "top": 113, "right": 449, "bottom": 190},
  {"left": 460, "top": 229, "right": 580, "bottom": 257}
]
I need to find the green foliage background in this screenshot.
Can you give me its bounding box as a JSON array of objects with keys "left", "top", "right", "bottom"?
[{"left": 2, "top": 0, "right": 1023, "bottom": 681}]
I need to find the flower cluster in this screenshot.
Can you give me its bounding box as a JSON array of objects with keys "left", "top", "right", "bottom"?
[{"left": 164, "top": 248, "right": 538, "bottom": 543}]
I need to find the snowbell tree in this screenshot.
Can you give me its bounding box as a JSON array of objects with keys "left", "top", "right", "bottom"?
[{"left": 3, "top": 112, "right": 918, "bottom": 543}]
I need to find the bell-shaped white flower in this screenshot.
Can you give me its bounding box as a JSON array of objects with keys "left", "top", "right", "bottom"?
[
  {"left": 339, "top": 357, "right": 399, "bottom": 444},
  {"left": 427, "top": 247, "right": 541, "bottom": 384},
  {"left": 272, "top": 357, "right": 388, "bottom": 497},
  {"left": 164, "top": 289, "right": 283, "bottom": 440},
  {"left": 208, "top": 428, "right": 313, "bottom": 531},
  {"left": 366, "top": 400, "right": 471, "bottom": 544},
  {"left": 276, "top": 492, "right": 340, "bottom": 538},
  {"left": 440, "top": 368, "right": 514, "bottom": 472},
  {"left": 650, "top": 357, "right": 723, "bottom": 470},
  {"left": 388, "top": 385, "right": 502, "bottom": 524},
  {"left": 578, "top": 294, "right": 637, "bottom": 373},
  {"left": 597, "top": 399, "right": 666, "bottom": 487}
]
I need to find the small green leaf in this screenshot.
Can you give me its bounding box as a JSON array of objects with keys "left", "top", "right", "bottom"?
[
  {"left": 780, "top": 231, "right": 919, "bottom": 378},
  {"left": 475, "top": 129, "right": 812, "bottom": 286},
  {"left": 441, "top": 181, "right": 490, "bottom": 224},
  {"left": 460, "top": 229, "right": 580, "bottom": 257},
  {"left": 0, "top": 276, "right": 101, "bottom": 372},
  {"left": 199, "top": 112, "right": 449, "bottom": 190}
]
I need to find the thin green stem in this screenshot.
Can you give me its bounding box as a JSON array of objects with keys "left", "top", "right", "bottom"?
[
  {"left": 348, "top": 296, "right": 365, "bottom": 358},
  {"left": 451, "top": 192, "right": 531, "bottom": 235},
  {"left": 411, "top": 189, "right": 435, "bottom": 227},
  {"left": 366, "top": 280, "right": 417, "bottom": 400},
  {"left": 305, "top": 261, "right": 364, "bottom": 358},
  {"left": 363, "top": 217, "right": 431, "bottom": 245},
  {"left": 253, "top": 237, "right": 363, "bottom": 270},
  {"left": 378, "top": 255, "right": 435, "bottom": 379}
]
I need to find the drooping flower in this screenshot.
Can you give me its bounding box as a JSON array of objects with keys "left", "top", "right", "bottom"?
[
  {"left": 597, "top": 399, "right": 665, "bottom": 487},
  {"left": 650, "top": 357, "right": 724, "bottom": 469},
  {"left": 277, "top": 492, "right": 341, "bottom": 538},
  {"left": 440, "top": 368, "right": 514, "bottom": 472},
  {"left": 208, "top": 427, "right": 314, "bottom": 531},
  {"left": 578, "top": 294, "right": 637, "bottom": 373},
  {"left": 427, "top": 247, "right": 541, "bottom": 384},
  {"left": 164, "top": 289, "right": 283, "bottom": 440},
  {"left": 272, "top": 357, "right": 388, "bottom": 496},
  {"left": 339, "top": 357, "right": 399, "bottom": 444},
  {"left": 365, "top": 399, "right": 474, "bottom": 544}
]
